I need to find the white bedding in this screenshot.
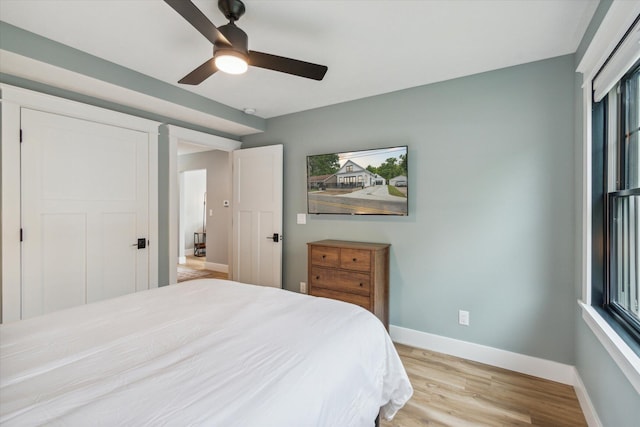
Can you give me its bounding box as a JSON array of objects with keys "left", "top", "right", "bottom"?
[{"left": 0, "top": 279, "right": 412, "bottom": 426}]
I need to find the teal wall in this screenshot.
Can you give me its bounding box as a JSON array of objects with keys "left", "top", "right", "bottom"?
[
  {"left": 576, "top": 316, "right": 640, "bottom": 425},
  {"left": 158, "top": 125, "right": 171, "bottom": 287},
  {"left": 572, "top": 1, "right": 640, "bottom": 425},
  {"left": 243, "top": 55, "right": 577, "bottom": 365}
]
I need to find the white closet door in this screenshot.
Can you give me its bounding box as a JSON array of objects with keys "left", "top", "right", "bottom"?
[{"left": 21, "top": 108, "right": 149, "bottom": 318}]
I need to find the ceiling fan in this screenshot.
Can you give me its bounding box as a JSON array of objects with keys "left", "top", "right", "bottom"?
[{"left": 164, "top": 0, "right": 328, "bottom": 84}]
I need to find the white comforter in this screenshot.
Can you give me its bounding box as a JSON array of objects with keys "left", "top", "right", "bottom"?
[{"left": 1, "top": 279, "right": 412, "bottom": 426}]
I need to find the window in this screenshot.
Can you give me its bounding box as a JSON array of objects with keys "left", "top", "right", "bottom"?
[
  {"left": 579, "top": 2, "right": 640, "bottom": 391},
  {"left": 605, "top": 64, "right": 640, "bottom": 342}
]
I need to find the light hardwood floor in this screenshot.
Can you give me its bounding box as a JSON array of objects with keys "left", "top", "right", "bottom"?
[
  {"left": 383, "top": 344, "right": 587, "bottom": 427},
  {"left": 177, "top": 255, "right": 227, "bottom": 282}
]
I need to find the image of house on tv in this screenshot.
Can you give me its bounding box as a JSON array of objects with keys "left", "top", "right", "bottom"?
[
  {"left": 306, "top": 147, "right": 408, "bottom": 216},
  {"left": 311, "top": 160, "right": 386, "bottom": 190}
]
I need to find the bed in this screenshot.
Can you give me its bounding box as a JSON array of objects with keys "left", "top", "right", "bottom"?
[{"left": 0, "top": 279, "right": 412, "bottom": 426}]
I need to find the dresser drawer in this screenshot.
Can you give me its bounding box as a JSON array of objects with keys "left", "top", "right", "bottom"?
[
  {"left": 310, "top": 246, "right": 340, "bottom": 267},
  {"left": 308, "top": 240, "right": 390, "bottom": 330},
  {"left": 310, "top": 266, "right": 371, "bottom": 296},
  {"left": 339, "top": 248, "right": 371, "bottom": 272},
  {"left": 310, "top": 287, "right": 371, "bottom": 311}
]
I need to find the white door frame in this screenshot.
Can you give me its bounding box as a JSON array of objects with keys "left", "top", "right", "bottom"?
[
  {"left": 0, "top": 84, "right": 160, "bottom": 323},
  {"left": 165, "top": 125, "right": 241, "bottom": 285}
]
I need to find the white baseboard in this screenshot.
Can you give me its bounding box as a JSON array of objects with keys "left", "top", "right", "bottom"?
[
  {"left": 389, "top": 325, "right": 602, "bottom": 426},
  {"left": 205, "top": 262, "right": 228, "bottom": 273},
  {"left": 572, "top": 367, "right": 603, "bottom": 427},
  {"left": 389, "top": 325, "right": 575, "bottom": 385},
  {"left": 178, "top": 256, "right": 186, "bottom": 264}
]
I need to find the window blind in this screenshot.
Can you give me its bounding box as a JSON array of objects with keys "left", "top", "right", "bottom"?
[{"left": 593, "top": 16, "right": 640, "bottom": 102}]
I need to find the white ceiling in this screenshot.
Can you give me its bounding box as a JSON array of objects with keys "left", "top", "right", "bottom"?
[{"left": 0, "top": 0, "right": 598, "bottom": 121}]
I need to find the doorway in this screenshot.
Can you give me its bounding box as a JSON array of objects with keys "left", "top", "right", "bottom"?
[
  {"left": 178, "top": 168, "right": 216, "bottom": 282},
  {"left": 161, "top": 126, "right": 282, "bottom": 288},
  {"left": 176, "top": 145, "right": 231, "bottom": 283},
  {"left": 180, "top": 169, "right": 207, "bottom": 263}
]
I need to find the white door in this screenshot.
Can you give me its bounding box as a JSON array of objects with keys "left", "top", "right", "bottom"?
[
  {"left": 21, "top": 108, "right": 149, "bottom": 318},
  {"left": 232, "top": 145, "right": 283, "bottom": 287}
]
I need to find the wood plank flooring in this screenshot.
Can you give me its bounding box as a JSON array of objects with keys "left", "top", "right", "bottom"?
[
  {"left": 383, "top": 344, "right": 587, "bottom": 427},
  {"left": 177, "top": 255, "right": 228, "bottom": 282}
]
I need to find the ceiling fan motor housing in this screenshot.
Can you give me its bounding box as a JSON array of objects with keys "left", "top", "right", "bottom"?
[
  {"left": 215, "top": 22, "right": 249, "bottom": 59},
  {"left": 218, "top": 0, "right": 246, "bottom": 22}
]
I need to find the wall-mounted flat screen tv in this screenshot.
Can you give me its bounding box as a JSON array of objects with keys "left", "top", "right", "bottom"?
[{"left": 307, "top": 146, "right": 408, "bottom": 215}]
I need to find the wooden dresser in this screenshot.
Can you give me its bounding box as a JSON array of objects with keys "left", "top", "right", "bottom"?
[{"left": 307, "top": 240, "right": 390, "bottom": 329}]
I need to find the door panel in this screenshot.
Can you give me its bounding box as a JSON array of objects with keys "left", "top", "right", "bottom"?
[
  {"left": 232, "top": 145, "right": 283, "bottom": 288},
  {"left": 21, "top": 108, "right": 149, "bottom": 319},
  {"left": 40, "top": 119, "right": 138, "bottom": 201},
  {"left": 100, "top": 212, "right": 137, "bottom": 301},
  {"left": 40, "top": 214, "right": 87, "bottom": 314},
  {"left": 236, "top": 210, "right": 253, "bottom": 284}
]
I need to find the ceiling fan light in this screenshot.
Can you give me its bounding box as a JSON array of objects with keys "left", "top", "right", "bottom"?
[{"left": 215, "top": 51, "right": 248, "bottom": 74}]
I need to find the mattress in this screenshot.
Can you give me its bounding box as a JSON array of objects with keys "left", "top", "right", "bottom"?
[{"left": 0, "top": 279, "right": 412, "bottom": 426}]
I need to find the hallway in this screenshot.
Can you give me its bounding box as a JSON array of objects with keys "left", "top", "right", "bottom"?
[{"left": 177, "top": 255, "right": 227, "bottom": 282}]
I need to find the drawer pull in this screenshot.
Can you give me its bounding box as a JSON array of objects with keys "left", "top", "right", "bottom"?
[
  {"left": 352, "top": 258, "right": 357, "bottom": 262},
  {"left": 322, "top": 255, "right": 326, "bottom": 259},
  {"left": 359, "top": 283, "right": 363, "bottom": 287},
  {"left": 316, "top": 276, "right": 320, "bottom": 280}
]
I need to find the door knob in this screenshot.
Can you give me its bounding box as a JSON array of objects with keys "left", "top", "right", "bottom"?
[
  {"left": 266, "top": 233, "right": 281, "bottom": 243},
  {"left": 132, "top": 238, "right": 146, "bottom": 249}
]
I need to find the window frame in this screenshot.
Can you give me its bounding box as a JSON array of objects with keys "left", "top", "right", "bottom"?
[
  {"left": 577, "top": 2, "right": 640, "bottom": 395},
  {"left": 603, "top": 64, "right": 640, "bottom": 344},
  {"left": 607, "top": 191, "right": 640, "bottom": 334}
]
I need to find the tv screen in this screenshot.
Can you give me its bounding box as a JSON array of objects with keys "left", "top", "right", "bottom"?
[{"left": 307, "top": 146, "right": 408, "bottom": 215}]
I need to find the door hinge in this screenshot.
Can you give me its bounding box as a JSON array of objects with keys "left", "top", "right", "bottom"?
[
  {"left": 20, "top": 228, "right": 23, "bottom": 242},
  {"left": 19, "top": 129, "right": 23, "bottom": 143}
]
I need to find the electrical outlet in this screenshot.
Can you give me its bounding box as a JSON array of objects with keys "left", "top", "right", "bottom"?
[
  {"left": 300, "top": 282, "right": 307, "bottom": 294},
  {"left": 458, "top": 310, "right": 470, "bottom": 326}
]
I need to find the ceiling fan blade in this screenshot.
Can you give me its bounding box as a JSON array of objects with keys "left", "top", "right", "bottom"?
[
  {"left": 164, "top": 0, "right": 231, "bottom": 47},
  {"left": 178, "top": 58, "right": 218, "bottom": 85},
  {"left": 248, "top": 51, "right": 328, "bottom": 81}
]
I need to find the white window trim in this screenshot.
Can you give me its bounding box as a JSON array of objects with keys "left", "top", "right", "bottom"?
[{"left": 577, "top": 1, "right": 640, "bottom": 395}]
